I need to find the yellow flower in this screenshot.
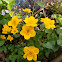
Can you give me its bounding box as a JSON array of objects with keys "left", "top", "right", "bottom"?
[
  {"left": 24, "top": 16, "right": 38, "bottom": 27},
  {"left": 41, "top": 17, "right": 56, "bottom": 29},
  {"left": 3, "top": 24, "right": 8, "bottom": 28},
  {"left": 11, "top": 28, "right": 18, "bottom": 34},
  {"left": 8, "top": 16, "right": 22, "bottom": 28},
  {"left": 2, "top": 24, "right": 11, "bottom": 34},
  {"left": 0, "top": 35, "right": 6, "bottom": 39},
  {"left": 7, "top": 35, "right": 13, "bottom": 41},
  {"left": 2, "top": 28, "right": 8, "bottom": 34},
  {"left": 7, "top": 27, "right": 11, "bottom": 32},
  {"left": 20, "top": 24, "right": 36, "bottom": 40},
  {"left": 23, "top": 46, "right": 39, "bottom": 61},
  {"left": 41, "top": 17, "right": 50, "bottom": 22},
  {"left": 22, "top": 8, "right": 32, "bottom": 13},
  {"left": 9, "top": 12, "right": 14, "bottom": 17}
]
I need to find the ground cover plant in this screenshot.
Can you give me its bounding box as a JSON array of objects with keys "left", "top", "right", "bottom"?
[{"left": 0, "top": 0, "right": 62, "bottom": 62}]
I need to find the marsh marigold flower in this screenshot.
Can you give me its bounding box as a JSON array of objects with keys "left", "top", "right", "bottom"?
[
  {"left": 41, "top": 17, "right": 56, "bottom": 29},
  {"left": 23, "top": 46, "right": 39, "bottom": 61},
  {"left": 0, "top": 35, "right": 6, "bottom": 39},
  {"left": 22, "top": 8, "right": 32, "bottom": 13},
  {"left": 8, "top": 16, "right": 22, "bottom": 28},
  {"left": 20, "top": 24, "right": 36, "bottom": 40},
  {"left": 11, "top": 28, "right": 18, "bottom": 34},
  {"left": 3, "top": 24, "right": 8, "bottom": 28},
  {"left": 7, "top": 35, "right": 13, "bottom": 41},
  {"left": 24, "top": 16, "right": 38, "bottom": 27},
  {"left": 2, "top": 28, "right": 8, "bottom": 34},
  {"left": 2, "top": 24, "right": 11, "bottom": 34}
]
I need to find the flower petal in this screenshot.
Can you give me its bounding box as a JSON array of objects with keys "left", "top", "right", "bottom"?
[
  {"left": 33, "top": 54, "right": 37, "bottom": 61},
  {"left": 27, "top": 54, "right": 33, "bottom": 61},
  {"left": 23, "top": 47, "right": 29, "bottom": 53},
  {"left": 30, "top": 30, "right": 36, "bottom": 37},
  {"left": 23, "top": 54, "right": 27, "bottom": 59}
]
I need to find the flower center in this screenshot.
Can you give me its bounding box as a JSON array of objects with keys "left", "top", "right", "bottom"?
[{"left": 27, "top": 30, "right": 29, "bottom": 33}]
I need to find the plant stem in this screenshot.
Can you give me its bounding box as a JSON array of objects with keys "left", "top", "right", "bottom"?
[
  {"left": 43, "top": 8, "right": 46, "bottom": 17},
  {"left": 32, "top": 0, "right": 36, "bottom": 15}
]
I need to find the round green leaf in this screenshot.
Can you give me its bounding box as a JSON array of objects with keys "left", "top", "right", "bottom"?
[{"left": 0, "top": 38, "right": 5, "bottom": 46}]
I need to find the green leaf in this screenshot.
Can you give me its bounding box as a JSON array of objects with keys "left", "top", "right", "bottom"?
[
  {"left": 47, "top": 33, "right": 57, "bottom": 41},
  {"left": 0, "top": 14, "right": 11, "bottom": 25},
  {"left": 40, "top": 23, "right": 45, "bottom": 30},
  {"left": 3, "top": 0, "right": 15, "bottom": 4},
  {"left": 59, "top": 33, "right": 62, "bottom": 40},
  {"left": 56, "top": 27, "right": 62, "bottom": 34},
  {"left": 5, "top": 57, "right": 10, "bottom": 62},
  {"left": 7, "top": 1, "right": 15, "bottom": 10},
  {"left": 0, "top": 19, "right": 9, "bottom": 25},
  {"left": 0, "top": 38, "right": 5, "bottom": 46},
  {"left": 36, "top": 1, "right": 45, "bottom": 7},
  {"left": 17, "top": 24, "right": 23, "bottom": 31},
  {"left": 3, "top": 0, "right": 15, "bottom": 10},
  {"left": 45, "top": 29, "right": 52, "bottom": 33},
  {"left": 45, "top": 49, "right": 50, "bottom": 58},
  {"left": 0, "top": 0, "right": 2, "bottom": 5},
  {"left": 57, "top": 40, "right": 62, "bottom": 46},
  {"left": 42, "top": 42, "right": 54, "bottom": 49},
  {"left": 2, "top": 46, "right": 7, "bottom": 53},
  {"left": 13, "top": 34, "right": 20, "bottom": 38}
]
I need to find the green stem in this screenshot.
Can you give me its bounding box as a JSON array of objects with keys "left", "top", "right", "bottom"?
[
  {"left": 32, "top": 0, "right": 36, "bottom": 15},
  {"left": 43, "top": 8, "right": 46, "bottom": 17},
  {"left": 42, "top": 0, "right": 46, "bottom": 17}
]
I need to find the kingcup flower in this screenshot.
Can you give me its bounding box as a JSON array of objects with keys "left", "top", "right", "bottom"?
[
  {"left": 0, "top": 35, "right": 6, "bottom": 39},
  {"left": 22, "top": 8, "right": 32, "bottom": 13},
  {"left": 20, "top": 24, "right": 36, "bottom": 40},
  {"left": 24, "top": 16, "right": 38, "bottom": 27},
  {"left": 11, "top": 28, "right": 18, "bottom": 34},
  {"left": 2, "top": 24, "right": 11, "bottom": 34},
  {"left": 23, "top": 46, "right": 39, "bottom": 61},
  {"left": 8, "top": 16, "right": 22, "bottom": 28},
  {"left": 41, "top": 17, "right": 56, "bottom": 29},
  {"left": 7, "top": 35, "right": 13, "bottom": 41},
  {"left": 2, "top": 28, "right": 8, "bottom": 34}
]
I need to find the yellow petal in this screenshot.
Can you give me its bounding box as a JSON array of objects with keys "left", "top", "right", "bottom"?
[
  {"left": 30, "top": 30, "right": 36, "bottom": 37},
  {"left": 34, "top": 48, "right": 39, "bottom": 54},
  {"left": 24, "top": 35, "right": 31, "bottom": 40},
  {"left": 33, "top": 54, "right": 37, "bottom": 61},
  {"left": 23, "top": 54, "right": 27, "bottom": 59},
  {"left": 23, "top": 47, "right": 29, "bottom": 53},
  {"left": 27, "top": 54, "right": 33, "bottom": 61},
  {"left": 8, "top": 21, "right": 12, "bottom": 26}
]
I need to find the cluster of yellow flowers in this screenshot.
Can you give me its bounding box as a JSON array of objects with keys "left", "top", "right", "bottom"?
[
  {"left": 0, "top": 35, "right": 6, "bottom": 39},
  {"left": 23, "top": 46, "right": 39, "bottom": 61},
  {"left": 1, "top": 8, "right": 56, "bottom": 62},
  {"left": 0, "top": 35, "right": 13, "bottom": 41},
  {"left": 20, "top": 16, "right": 38, "bottom": 40},
  {"left": 2, "top": 24, "right": 11, "bottom": 34},
  {"left": 1, "top": 16, "right": 22, "bottom": 41},
  {"left": 41, "top": 17, "right": 56, "bottom": 29}
]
